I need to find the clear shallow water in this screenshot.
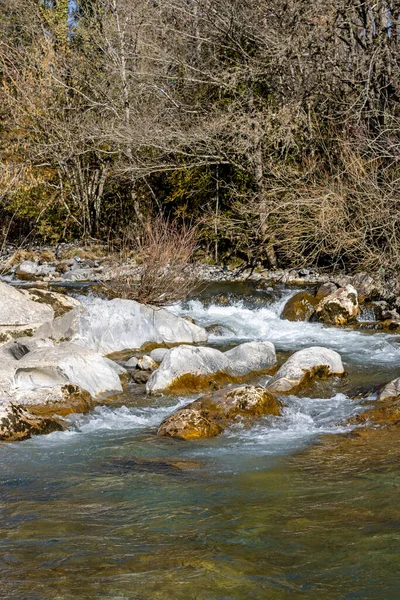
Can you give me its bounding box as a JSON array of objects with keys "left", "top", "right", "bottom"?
[{"left": 1, "top": 284, "right": 400, "bottom": 599}]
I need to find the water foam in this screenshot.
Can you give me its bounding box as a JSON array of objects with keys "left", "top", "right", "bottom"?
[{"left": 171, "top": 297, "right": 400, "bottom": 365}]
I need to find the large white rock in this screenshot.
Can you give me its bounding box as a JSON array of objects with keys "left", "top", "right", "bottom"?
[
  {"left": 267, "top": 346, "right": 344, "bottom": 394},
  {"left": 0, "top": 339, "right": 123, "bottom": 401},
  {"left": 224, "top": 341, "right": 276, "bottom": 376},
  {"left": 0, "top": 280, "right": 54, "bottom": 328},
  {"left": 35, "top": 298, "right": 208, "bottom": 355},
  {"left": 13, "top": 342, "right": 123, "bottom": 400},
  {"left": 146, "top": 342, "right": 277, "bottom": 395}
]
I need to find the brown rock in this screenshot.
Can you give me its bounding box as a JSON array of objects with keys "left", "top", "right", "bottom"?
[
  {"left": 314, "top": 285, "right": 359, "bottom": 325},
  {"left": 281, "top": 292, "right": 319, "bottom": 322},
  {"left": 157, "top": 385, "right": 282, "bottom": 440},
  {"left": 0, "top": 402, "right": 64, "bottom": 442}
]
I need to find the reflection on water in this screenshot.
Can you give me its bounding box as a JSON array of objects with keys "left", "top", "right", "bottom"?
[{"left": 1, "top": 283, "right": 399, "bottom": 599}]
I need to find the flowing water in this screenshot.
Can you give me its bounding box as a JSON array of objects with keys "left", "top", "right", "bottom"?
[{"left": 1, "top": 283, "right": 399, "bottom": 599}]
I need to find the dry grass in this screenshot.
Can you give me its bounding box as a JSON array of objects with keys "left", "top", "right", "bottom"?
[{"left": 111, "top": 216, "right": 199, "bottom": 305}]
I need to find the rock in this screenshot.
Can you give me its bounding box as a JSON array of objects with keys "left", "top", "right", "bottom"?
[
  {"left": 147, "top": 345, "right": 233, "bottom": 395},
  {"left": 205, "top": 323, "right": 235, "bottom": 336},
  {"left": 35, "top": 298, "right": 208, "bottom": 355},
  {"left": 12, "top": 342, "right": 123, "bottom": 400},
  {"left": 381, "top": 308, "right": 400, "bottom": 321},
  {"left": 224, "top": 341, "right": 277, "bottom": 376},
  {"left": 0, "top": 281, "right": 54, "bottom": 341},
  {"left": 315, "top": 282, "right": 338, "bottom": 301},
  {"left": 149, "top": 348, "right": 169, "bottom": 363},
  {"left": 0, "top": 401, "right": 64, "bottom": 442},
  {"left": 350, "top": 272, "right": 380, "bottom": 303},
  {"left": 125, "top": 356, "right": 139, "bottom": 368},
  {"left": 281, "top": 291, "right": 318, "bottom": 321},
  {"left": 137, "top": 355, "right": 158, "bottom": 371},
  {"left": 267, "top": 346, "right": 344, "bottom": 394},
  {"left": 15, "top": 384, "right": 94, "bottom": 417},
  {"left": 20, "top": 288, "right": 80, "bottom": 317},
  {"left": 378, "top": 377, "right": 400, "bottom": 402},
  {"left": 314, "top": 285, "right": 359, "bottom": 325},
  {"left": 131, "top": 371, "right": 151, "bottom": 384},
  {"left": 146, "top": 342, "right": 277, "bottom": 395},
  {"left": 15, "top": 260, "right": 56, "bottom": 281},
  {"left": 157, "top": 385, "right": 282, "bottom": 440},
  {"left": 61, "top": 267, "right": 101, "bottom": 282},
  {"left": 351, "top": 380, "right": 400, "bottom": 428}
]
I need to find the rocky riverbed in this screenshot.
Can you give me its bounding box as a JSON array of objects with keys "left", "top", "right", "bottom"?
[{"left": 1, "top": 272, "right": 399, "bottom": 598}]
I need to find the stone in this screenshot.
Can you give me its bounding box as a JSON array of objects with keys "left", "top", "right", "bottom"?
[
  {"left": 0, "top": 401, "right": 64, "bottom": 442},
  {"left": 281, "top": 291, "right": 319, "bottom": 321},
  {"left": 146, "top": 342, "right": 277, "bottom": 395},
  {"left": 149, "top": 348, "right": 169, "bottom": 363},
  {"left": 378, "top": 377, "right": 400, "bottom": 402},
  {"left": 314, "top": 285, "right": 359, "bottom": 325},
  {"left": 12, "top": 342, "right": 124, "bottom": 400},
  {"left": 0, "top": 281, "right": 54, "bottom": 329},
  {"left": 205, "top": 324, "right": 235, "bottom": 336},
  {"left": 125, "top": 356, "right": 139, "bottom": 368},
  {"left": 224, "top": 341, "right": 277, "bottom": 376},
  {"left": 15, "top": 260, "right": 56, "bottom": 281},
  {"left": 147, "top": 345, "right": 233, "bottom": 395},
  {"left": 267, "top": 346, "right": 344, "bottom": 394},
  {"left": 20, "top": 288, "right": 80, "bottom": 317},
  {"left": 35, "top": 298, "right": 208, "bottom": 355},
  {"left": 315, "top": 282, "right": 338, "bottom": 301},
  {"left": 157, "top": 385, "right": 282, "bottom": 440},
  {"left": 137, "top": 355, "right": 158, "bottom": 371},
  {"left": 350, "top": 272, "right": 380, "bottom": 303}
]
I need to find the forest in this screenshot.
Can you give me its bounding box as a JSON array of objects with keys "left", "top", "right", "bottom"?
[{"left": 1, "top": 0, "right": 400, "bottom": 271}]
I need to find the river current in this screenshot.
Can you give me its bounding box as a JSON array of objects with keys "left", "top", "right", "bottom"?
[{"left": 1, "top": 283, "right": 399, "bottom": 599}]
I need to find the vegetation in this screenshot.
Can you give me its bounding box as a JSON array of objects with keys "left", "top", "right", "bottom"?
[{"left": 1, "top": 0, "right": 400, "bottom": 272}]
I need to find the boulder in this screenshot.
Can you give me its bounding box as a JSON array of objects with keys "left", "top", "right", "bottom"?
[
  {"left": 157, "top": 385, "right": 282, "bottom": 440},
  {"left": 35, "top": 298, "right": 208, "bottom": 355},
  {"left": 0, "top": 281, "right": 54, "bottom": 329},
  {"left": 12, "top": 342, "right": 123, "bottom": 400},
  {"left": 147, "top": 345, "right": 233, "bottom": 395},
  {"left": 314, "top": 285, "right": 359, "bottom": 325},
  {"left": 281, "top": 291, "right": 319, "bottom": 321},
  {"left": 267, "top": 346, "right": 344, "bottom": 394},
  {"left": 350, "top": 272, "right": 380, "bottom": 303},
  {"left": 0, "top": 338, "right": 124, "bottom": 402},
  {"left": 146, "top": 342, "right": 277, "bottom": 395},
  {"left": 224, "top": 341, "right": 277, "bottom": 376},
  {"left": 149, "top": 348, "right": 169, "bottom": 363},
  {"left": 315, "top": 282, "right": 338, "bottom": 301},
  {"left": 0, "top": 401, "right": 64, "bottom": 442},
  {"left": 20, "top": 288, "right": 80, "bottom": 317}
]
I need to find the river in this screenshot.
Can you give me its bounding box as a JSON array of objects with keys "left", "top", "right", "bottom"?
[{"left": 1, "top": 283, "right": 399, "bottom": 599}]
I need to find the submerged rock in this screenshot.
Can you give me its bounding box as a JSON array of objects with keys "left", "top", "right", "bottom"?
[
  {"left": 314, "top": 285, "right": 359, "bottom": 325},
  {"left": 146, "top": 342, "right": 277, "bottom": 395},
  {"left": 267, "top": 346, "right": 344, "bottom": 394},
  {"left": 35, "top": 298, "right": 208, "bottom": 355},
  {"left": 281, "top": 291, "right": 319, "bottom": 321},
  {"left": 157, "top": 385, "right": 282, "bottom": 440}
]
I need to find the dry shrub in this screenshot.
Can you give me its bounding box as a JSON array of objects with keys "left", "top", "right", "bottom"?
[{"left": 112, "top": 216, "right": 199, "bottom": 305}]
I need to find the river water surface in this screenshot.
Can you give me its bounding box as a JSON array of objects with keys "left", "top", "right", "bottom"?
[{"left": 1, "top": 283, "right": 399, "bottom": 599}]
